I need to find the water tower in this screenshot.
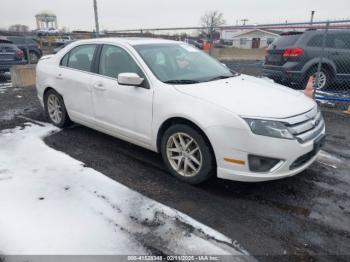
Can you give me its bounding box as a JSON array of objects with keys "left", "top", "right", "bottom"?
[{"left": 35, "top": 11, "right": 58, "bottom": 30}]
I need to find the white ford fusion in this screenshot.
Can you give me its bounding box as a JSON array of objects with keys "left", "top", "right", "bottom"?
[{"left": 36, "top": 38, "right": 325, "bottom": 184}]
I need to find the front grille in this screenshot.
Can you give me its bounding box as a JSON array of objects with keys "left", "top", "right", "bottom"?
[{"left": 285, "top": 108, "right": 325, "bottom": 143}]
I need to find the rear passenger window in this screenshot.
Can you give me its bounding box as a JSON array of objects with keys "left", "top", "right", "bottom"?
[
  {"left": 307, "top": 34, "right": 338, "bottom": 48},
  {"left": 307, "top": 35, "right": 323, "bottom": 47},
  {"left": 333, "top": 34, "right": 350, "bottom": 49},
  {"left": 66, "top": 44, "right": 96, "bottom": 72}
]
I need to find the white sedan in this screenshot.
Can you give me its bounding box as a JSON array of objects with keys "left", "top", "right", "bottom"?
[{"left": 36, "top": 38, "right": 325, "bottom": 184}]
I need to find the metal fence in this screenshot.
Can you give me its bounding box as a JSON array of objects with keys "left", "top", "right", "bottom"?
[
  {"left": 107, "top": 20, "right": 350, "bottom": 110},
  {"left": 259, "top": 21, "right": 350, "bottom": 110},
  {"left": 0, "top": 72, "right": 12, "bottom": 92}
]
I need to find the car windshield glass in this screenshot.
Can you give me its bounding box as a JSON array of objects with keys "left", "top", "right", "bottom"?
[{"left": 134, "top": 43, "right": 236, "bottom": 83}]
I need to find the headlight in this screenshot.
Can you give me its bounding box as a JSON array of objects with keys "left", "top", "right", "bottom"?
[{"left": 244, "top": 118, "right": 294, "bottom": 140}]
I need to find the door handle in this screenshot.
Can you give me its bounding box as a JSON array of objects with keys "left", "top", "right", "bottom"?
[
  {"left": 93, "top": 82, "right": 106, "bottom": 91},
  {"left": 56, "top": 73, "right": 63, "bottom": 79}
]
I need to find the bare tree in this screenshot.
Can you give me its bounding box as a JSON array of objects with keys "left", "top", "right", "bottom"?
[{"left": 200, "top": 10, "right": 226, "bottom": 54}]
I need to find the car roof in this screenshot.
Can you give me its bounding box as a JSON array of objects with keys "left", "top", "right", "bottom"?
[
  {"left": 71, "top": 37, "right": 179, "bottom": 46},
  {"left": 0, "top": 36, "right": 12, "bottom": 44}
]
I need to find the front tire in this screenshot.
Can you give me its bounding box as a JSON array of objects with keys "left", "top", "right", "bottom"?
[
  {"left": 161, "top": 124, "right": 215, "bottom": 184},
  {"left": 44, "top": 89, "right": 72, "bottom": 128}
]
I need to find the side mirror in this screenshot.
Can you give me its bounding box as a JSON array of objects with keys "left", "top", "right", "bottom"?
[{"left": 117, "top": 73, "right": 144, "bottom": 86}]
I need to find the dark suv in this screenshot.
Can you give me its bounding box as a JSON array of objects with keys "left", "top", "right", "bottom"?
[
  {"left": 0, "top": 36, "right": 26, "bottom": 73},
  {"left": 6, "top": 36, "right": 42, "bottom": 64},
  {"left": 263, "top": 30, "right": 350, "bottom": 90}
]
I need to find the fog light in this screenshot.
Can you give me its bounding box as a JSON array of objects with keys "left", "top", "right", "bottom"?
[{"left": 248, "top": 155, "right": 282, "bottom": 173}]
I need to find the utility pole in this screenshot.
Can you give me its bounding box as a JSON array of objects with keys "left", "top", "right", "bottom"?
[
  {"left": 93, "top": 0, "right": 100, "bottom": 36},
  {"left": 310, "top": 10, "right": 315, "bottom": 25},
  {"left": 241, "top": 19, "right": 249, "bottom": 26}
]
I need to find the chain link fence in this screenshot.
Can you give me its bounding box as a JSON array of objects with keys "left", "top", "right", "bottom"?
[
  {"left": 106, "top": 21, "right": 350, "bottom": 112},
  {"left": 1, "top": 20, "right": 349, "bottom": 111},
  {"left": 0, "top": 72, "right": 12, "bottom": 92},
  {"left": 259, "top": 21, "right": 350, "bottom": 110}
]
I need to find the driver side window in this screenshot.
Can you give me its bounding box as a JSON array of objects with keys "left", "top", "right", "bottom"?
[{"left": 98, "top": 45, "right": 143, "bottom": 78}]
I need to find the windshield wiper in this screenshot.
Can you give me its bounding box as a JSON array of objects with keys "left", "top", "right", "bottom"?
[
  {"left": 206, "top": 75, "right": 235, "bottom": 82},
  {"left": 164, "top": 79, "right": 200, "bottom": 84}
]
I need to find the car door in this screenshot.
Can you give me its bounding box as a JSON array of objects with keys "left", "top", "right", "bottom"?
[
  {"left": 91, "top": 44, "right": 153, "bottom": 146},
  {"left": 58, "top": 44, "right": 97, "bottom": 123}
]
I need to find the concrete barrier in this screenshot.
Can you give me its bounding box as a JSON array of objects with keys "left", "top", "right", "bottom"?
[
  {"left": 210, "top": 47, "right": 265, "bottom": 61},
  {"left": 10, "top": 64, "right": 36, "bottom": 88}
]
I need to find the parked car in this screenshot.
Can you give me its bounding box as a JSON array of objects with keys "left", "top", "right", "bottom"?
[
  {"left": 6, "top": 36, "right": 42, "bottom": 64},
  {"left": 0, "top": 36, "right": 27, "bottom": 73},
  {"left": 36, "top": 38, "right": 325, "bottom": 184},
  {"left": 263, "top": 30, "right": 350, "bottom": 90},
  {"left": 184, "top": 39, "right": 203, "bottom": 49},
  {"left": 55, "top": 36, "right": 74, "bottom": 46},
  {"left": 37, "top": 28, "right": 59, "bottom": 36}
]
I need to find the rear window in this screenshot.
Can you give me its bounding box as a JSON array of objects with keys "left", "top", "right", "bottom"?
[{"left": 270, "top": 35, "right": 301, "bottom": 48}]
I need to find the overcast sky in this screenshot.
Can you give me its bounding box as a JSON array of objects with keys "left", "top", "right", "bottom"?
[{"left": 1, "top": 0, "right": 350, "bottom": 31}]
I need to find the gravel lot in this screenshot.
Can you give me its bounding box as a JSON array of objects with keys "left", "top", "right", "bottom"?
[{"left": 0, "top": 83, "right": 349, "bottom": 261}]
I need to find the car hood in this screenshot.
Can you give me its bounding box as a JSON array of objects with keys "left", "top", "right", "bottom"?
[{"left": 174, "top": 74, "right": 316, "bottom": 119}]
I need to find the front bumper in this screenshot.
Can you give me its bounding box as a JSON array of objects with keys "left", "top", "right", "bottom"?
[{"left": 205, "top": 115, "right": 325, "bottom": 182}]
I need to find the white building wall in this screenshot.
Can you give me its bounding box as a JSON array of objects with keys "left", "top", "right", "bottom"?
[{"left": 222, "top": 29, "right": 279, "bottom": 49}]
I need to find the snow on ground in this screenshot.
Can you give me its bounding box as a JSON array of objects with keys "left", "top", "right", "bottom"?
[
  {"left": 317, "top": 150, "right": 343, "bottom": 169},
  {"left": 0, "top": 83, "right": 12, "bottom": 94},
  {"left": 0, "top": 123, "right": 249, "bottom": 259}
]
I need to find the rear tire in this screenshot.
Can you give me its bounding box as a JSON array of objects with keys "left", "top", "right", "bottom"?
[
  {"left": 303, "top": 67, "right": 332, "bottom": 91},
  {"left": 44, "top": 89, "right": 72, "bottom": 128},
  {"left": 161, "top": 124, "right": 215, "bottom": 184},
  {"left": 29, "top": 51, "right": 40, "bottom": 64}
]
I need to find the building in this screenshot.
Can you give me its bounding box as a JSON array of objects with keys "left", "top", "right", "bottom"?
[
  {"left": 8, "top": 24, "right": 29, "bottom": 32},
  {"left": 35, "top": 11, "right": 58, "bottom": 30},
  {"left": 221, "top": 28, "right": 281, "bottom": 49}
]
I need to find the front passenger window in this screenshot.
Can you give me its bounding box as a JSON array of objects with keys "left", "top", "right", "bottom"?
[{"left": 98, "top": 45, "right": 143, "bottom": 78}]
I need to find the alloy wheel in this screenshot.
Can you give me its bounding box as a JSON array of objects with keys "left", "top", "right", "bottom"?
[
  {"left": 47, "top": 94, "right": 62, "bottom": 124},
  {"left": 312, "top": 71, "right": 327, "bottom": 90},
  {"left": 166, "top": 132, "right": 202, "bottom": 177}
]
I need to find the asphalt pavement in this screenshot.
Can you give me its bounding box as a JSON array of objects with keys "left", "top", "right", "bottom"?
[{"left": 0, "top": 84, "right": 349, "bottom": 261}]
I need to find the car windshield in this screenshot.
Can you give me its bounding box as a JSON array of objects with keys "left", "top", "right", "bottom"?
[{"left": 134, "top": 43, "right": 236, "bottom": 84}]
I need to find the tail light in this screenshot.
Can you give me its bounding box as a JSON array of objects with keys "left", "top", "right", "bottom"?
[
  {"left": 283, "top": 48, "right": 304, "bottom": 59},
  {"left": 15, "top": 50, "right": 24, "bottom": 58}
]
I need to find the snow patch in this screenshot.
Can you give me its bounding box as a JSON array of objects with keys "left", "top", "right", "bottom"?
[
  {"left": 0, "top": 123, "right": 249, "bottom": 257},
  {"left": 0, "top": 82, "right": 12, "bottom": 91}
]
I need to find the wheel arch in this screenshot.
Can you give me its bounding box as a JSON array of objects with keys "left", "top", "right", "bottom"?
[
  {"left": 303, "top": 59, "right": 336, "bottom": 79},
  {"left": 43, "top": 87, "right": 67, "bottom": 109},
  {"left": 43, "top": 86, "right": 65, "bottom": 100},
  {"left": 156, "top": 117, "right": 217, "bottom": 167}
]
